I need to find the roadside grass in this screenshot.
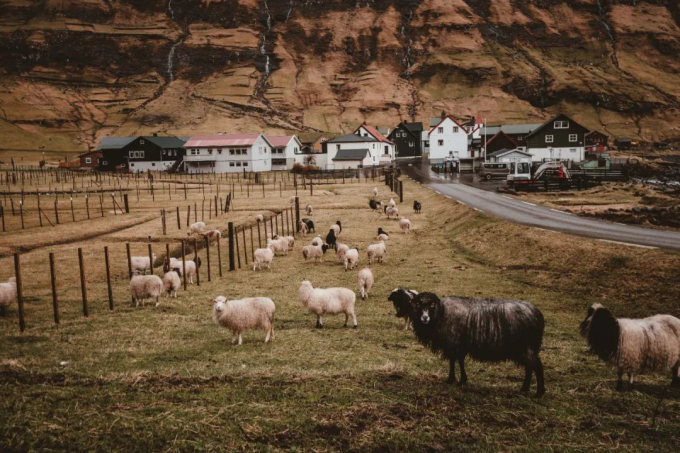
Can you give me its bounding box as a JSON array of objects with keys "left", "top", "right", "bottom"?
[{"left": 1, "top": 178, "right": 679, "bottom": 451}]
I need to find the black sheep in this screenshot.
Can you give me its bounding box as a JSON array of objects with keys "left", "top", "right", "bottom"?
[
  {"left": 335, "top": 220, "right": 342, "bottom": 234},
  {"left": 325, "top": 229, "right": 337, "bottom": 250},
  {"left": 369, "top": 200, "right": 383, "bottom": 211},
  {"left": 301, "top": 218, "right": 315, "bottom": 233},
  {"left": 377, "top": 227, "right": 389, "bottom": 238},
  {"left": 413, "top": 200, "right": 422, "bottom": 213},
  {"left": 388, "top": 288, "right": 418, "bottom": 330},
  {"left": 411, "top": 292, "right": 546, "bottom": 396}
]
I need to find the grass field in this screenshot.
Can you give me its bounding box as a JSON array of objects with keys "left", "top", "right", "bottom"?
[{"left": 1, "top": 174, "right": 679, "bottom": 451}]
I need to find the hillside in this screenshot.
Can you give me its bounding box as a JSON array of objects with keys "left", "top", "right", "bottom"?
[{"left": 0, "top": 0, "right": 678, "bottom": 156}]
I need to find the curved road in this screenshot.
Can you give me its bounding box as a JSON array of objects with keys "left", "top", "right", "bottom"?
[{"left": 400, "top": 160, "right": 680, "bottom": 252}]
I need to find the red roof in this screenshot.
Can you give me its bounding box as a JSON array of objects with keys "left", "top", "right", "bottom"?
[
  {"left": 184, "top": 134, "right": 262, "bottom": 148},
  {"left": 265, "top": 135, "right": 296, "bottom": 147},
  {"left": 428, "top": 115, "right": 467, "bottom": 134},
  {"left": 358, "top": 123, "right": 394, "bottom": 145}
]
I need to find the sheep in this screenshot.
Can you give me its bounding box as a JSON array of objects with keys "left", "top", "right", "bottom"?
[
  {"left": 298, "top": 280, "right": 357, "bottom": 328},
  {"left": 301, "top": 218, "right": 315, "bottom": 233},
  {"left": 212, "top": 295, "right": 275, "bottom": 345},
  {"left": 187, "top": 221, "right": 206, "bottom": 236},
  {"left": 385, "top": 206, "right": 399, "bottom": 219},
  {"left": 357, "top": 268, "right": 374, "bottom": 300},
  {"left": 399, "top": 218, "right": 411, "bottom": 233},
  {"left": 302, "top": 244, "right": 329, "bottom": 263},
  {"left": 580, "top": 303, "right": 680, "bottom": 390},
  {"left": 377, "top": 227, "right": 389, "bottom": 238},
  {"left": 413, "top": 200, "right": 422, "bottom": 213},
  {"left": 163, "top": 271, "right": 181, "bottom": 298},
  {"left": 388, "top": 198, "right": 396, "bottom": 208},
  {"left": 367, "top": 241, "right": 387, "bottom": 264},
  {"left": 373, "top": 187, "right": 378, "bottom": 197},
  {"left": 369, "top": 200, "right": 383, "bottom": 212},
  {"left": 330, "top": 220, "right": 342, "bottom": 236},
  {"left": 306, "top": 204, "right": 313, "bottom": 215},
  {"left": 253, "top": 247, "right": 274, "bottom": 271},
  {"left": 202, "top": 229, "right": 221, "bottom": 245},
  {"left": 410, "top": 292, "right": 546, "bottom": 397},
  {"left": 311, "top": 235, "right": 323, "bottom": 247},
  {"left": 0, "top": 277, "right": 17, "bottom": 316},
  {"left": 336, "top": 243, "right": 350, "bottom": 262},
  {"left": 273, "top": 234, "right": 295, "bottom": 250},
  {"left": 325, "top": 229, "right": 337, "bottom": 250},
  {"left": 387, "top": 288, "right": 419, "bottom": 330},
  {"left": 130, "top": 275, "right": 164, "bottom": 308},
  {"left": 266, "top": 238, "right": 288, "bottom": 256},
  {"left": 298, "top": 221, "right": 308, "bottom": 234},
  {"left": 344, "top": 248, "right": 359, "bottom": 271},
  {"left": 131, "top": 254, "right": 156, "bottom": 275},
  {"left": 255, "top": 214, "right": 264, "bottom": 223},
  {"left": 169, "top": 257, "right": 200, "bottom": 284}
]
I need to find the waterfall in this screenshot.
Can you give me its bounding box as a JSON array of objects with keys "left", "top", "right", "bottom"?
[
  {"left": 261, "top": 0, "right": 271, "bottom": 76},
  {"left": 168, "top": 0, "right": 174, "bottom": 20},
  {"left": 594, "top": 0, "right": 619, "bottom": 67},
  {"left": 167, "top": 41, "right": 181, "bottom": 81},
  {"left": 286, "top": 0, "right": 294, "bottom": 22}
]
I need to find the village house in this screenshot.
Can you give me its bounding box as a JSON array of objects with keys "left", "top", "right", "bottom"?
[
  {"left": 183, "top": 133, "right": 272, "bottom": 173},
  {"left": 78, "top": 150, "right": 102, "bottom": 169},
  {"left": 585, "top": 131, "right": 609, "bottom": 153},
  {"left": 325, "top": 123, "right": 395, "bottom": 169},
  {"left": 388, "top": 121, "right": 423, "bottom": 158},
  {"left": 97, "top": 135, "right": 186, "bottom": 172},
  {"left": 427, "top": 116, "right": 470, "bottom": 165},
  {"left": 266, "top": 135, "right": 303, "bottom": 170},
  {"left": 480, "top": 123, "right": 543, "bottom": 152},
  {"left": 486, "top": 148, "right": 533, "bottom": 163},
  {"left": 483, "top": 131, "right": 519, "bottom": 157},
  {"left": 525, "top": 114, "right": 589, "bottom": 162}
]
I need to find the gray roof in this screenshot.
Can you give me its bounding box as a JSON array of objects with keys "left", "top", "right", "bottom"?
[
  {"left": 143, "top": 136, "right": 186, "bottom": 148},
  {"left": 481, "top": 124, "right": 543, "bottom": 136},
  {"left": 430, "top": 117, "right": 444, "bottom": 127},
  {"left": 404, "top": 122, "right": 423, "bottom": 132},
  {"left": 97, "top": 137, "right": 136, "bottom": 151},
  {"left": 487, "top": 148, "right": 531, "bottom": 158},
  {"left": 332, "top": 149, "right": 368, "bottom": 161},
  {"left": 327, "top": 133, "right": 377, "bottom": 143}
]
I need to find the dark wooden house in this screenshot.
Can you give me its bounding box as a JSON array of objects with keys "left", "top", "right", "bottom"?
[
  {"left": 585, "top": 131, "right": 609, "bottom": 152},
  {"left": 525, "top": 114, "right": 590, "bottom": 162},
  {"left": 484, "top": 131, "right": 518, "bottom": 155},
  {"left": 387, "top": 121, "right": 423, "bottom": 158},
  {"left": 78, "top": 150, "right": 102, "bottom": 169},
  {"left": 98, "top": 135, "right": 186, "bottom": 172}
]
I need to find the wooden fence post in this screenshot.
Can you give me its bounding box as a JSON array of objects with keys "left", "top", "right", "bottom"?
[
  {"left": 78, "top": 248, "right": 88, "bottom": 317},
  {"left": 235, "top": 227, "right": 241, "bottom": 269},
  {"left": 14, "top": 253, "right": 25, "bottom": 332},
  {"left": 104, "top": 246, "right": 113, "bottom": 310},
  {"left": 19, "top": 200, "right": 24, "bottom": 229},
  {"left": 228, "top": 222, "right": 235, "bottom": 271},
  {"left": 217, "top": 236, "right": 223, "bottom": 277},
  {"left": 242, "top": 227, "right": 248, "bottom": 266},
  {"left": 205, "top": 238, "right": 211, "bottom": 282},
  {"left": 250, "top": 226, "right": 255, "bottom": 262},
  {"left": 194, "top": 239, "right": 200, "bottom": 286},
  {"left": 176, "top": 206, "right": 181, "bottom": 230},
  {"left": 49, "top": 252, "right": 59, "bottom": 323},
  {"left": 294, "top": 197, "right": 300, "bottom": 233},
  {"left": 181, "top": 240, "right": 187, "bottom": 290},
  {"left": 123, "top": 194, "right": 130, "bottom": 213}
]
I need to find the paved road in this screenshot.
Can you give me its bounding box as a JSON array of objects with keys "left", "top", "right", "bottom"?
[{"left": 400, "top": 160, "right": 680, "bottom": 252}]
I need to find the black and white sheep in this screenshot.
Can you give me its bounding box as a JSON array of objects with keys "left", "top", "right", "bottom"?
[
  {"left": 325, "top": 229, "right": 337, "bottom": 250},
  {"left": 301, "top": 218, "right": 315, "bottom": 233},
  {"left": 580, "top": 303, "right": 680, "bottom": 390},
  {"left": 410, "top": 292, "right": 546, "bottom": 397},
  {"left": 302, "top": 244, "right": 329, "bottom": 263},
  {"left": 369, "top": 200, "right": 383, "bottom": 212},
  {"left": 387, "top": 288, "right": 419, "bottom": 331},
  {"left": 298, "top": 280, "right": 357, "bottom": 328},
  {"left": 212, "top": 295, "right": 276, "bottom": 345},
  {"left": 329, "top": 221, "right": 342, "bottom": 236}
]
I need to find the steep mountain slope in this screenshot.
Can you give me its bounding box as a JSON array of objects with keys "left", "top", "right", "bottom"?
[{"left": 0, "top": 0, "right": 678, "bottom": 154}]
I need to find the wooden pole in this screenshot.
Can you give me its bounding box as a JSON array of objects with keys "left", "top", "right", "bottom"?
[
  {"left": 294, "top": 197, "right": 300, "bottom": 233},
  {"left": 228, "top": 222, "right": 235, "bottom": 271},
  {"left": 250, "top": 226, "right": 255, "bottom": 262},
  {"left": 148, "top": 243, "right": 154, "bottom": 276},
  {"left": 182, "top": 240, "right": 187, "bottom": 290},
  {"left": 105, "top": 246, "right": 113, "bottom": 310},
  {"left": 205, "top": 237, "right": 211, "bottom": 282},
  {"left": 194, "top": 239, "right": 200, "bottom": 286},
  {"left": 257, "top": 222, "right": 262, "bottom": 248},
  {"left": 216, "top": 236, "right": 223, "bottom": 277},
  {"left": 242, "top": 227, "right": 248, "bottom": 266},
  {"left": 235, "top": 226, "right": 241, "bottom": 269},
  {"left": 14, "top": 253, "right": 25, "bottom": 332},
  {"left": 49, "top": 252, "right": 59, "bottom": 323},
  {"left": 78, "top": 248, "right": 88, "bottom": 317}
]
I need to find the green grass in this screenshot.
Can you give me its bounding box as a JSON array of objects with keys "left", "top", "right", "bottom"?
[{"left": 1, "top": 178, "right": 679, "bottom": 451}]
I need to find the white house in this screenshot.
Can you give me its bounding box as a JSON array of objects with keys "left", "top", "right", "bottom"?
[
  {"left": 487, "top": 149, "right": 533, "bottom": 163},
  {"left": 428, "top": 116, "right": 470, "bottom": 162},
  {"left": 183, "top": 133, "right": 272, "bottom": 173},
  {"left": 266, "top": 135, "right": 303, "bottom": 170},
  {"left": 324, "top": 123, "right": 395, "bottom": 169},
  {"left": 525, "top": 114, "right": 589, "bottom": 163},
  {"left": 355, "top": 123, "right": 395, "bottom": 164}
]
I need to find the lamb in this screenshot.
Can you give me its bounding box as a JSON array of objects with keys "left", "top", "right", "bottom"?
[
  {"left": 306, "top": 204, "right": 313, "bottom": 215},
  {"left": 385, "top": 206, "right": 399, "bottom": 219},
  {"left": 580, "top": 303, "right": 680, "bottom": 390},
  {"left": 387, "top": 288, "right": 419, "bottom": 330},
  {"left": 187, "top": 221, "right": 206, "bottom": 236},
  {"left": 202, "top": 229, "right": 221, "bottom": 245},
  {"left": 266, "top": 238, "right": 288, "bottom": 256},
  {"left": 169, "top": 257, "right": 200, "bottom": 284},
  {"left": 273, "top": 234, "right": 295, "bottom": 250},
  {"left": 130, "top": 275, "right": 164, "bottom": 307},
  {"left": 163, "top": 271, "right": 181, "bottom": 298},
  {"left": 0, "top": 277, "right": 17, "bottom": 316},
  {"left": 212, "top": 295, "right": 275, "bottom": 345},
  {"left": 298, "top": 280, "right": 357, "bottom": 328},
  {"left": 336, "top": 243, "right": 350, "bottom": 262},
  {"left": 253, "top": 247, "right": 275, "bottom": 271},
  {"left": 325, "top": 229, "right": 337, "bottom": 250},
  {"left": 301, "top": 218, "right": 315, "bottom": 233},
  {"left": 302, "top": 244, "right": 329, "bottom": 263},
  {"left": 298, "top": 221, "right": 308, "bottom": 234},
  {"left": 413, "top": 200, "right": 422, "bottom": 213},
  {"left": 399, "top": 218, "right": 411, "bottom": 233},
  {"left": 255, "top": 214, "right": 264, "bottom": 223},
  {"left": 373, "top": 187, "right": 378, "bottom": 197},
  {"left": 367, "top": 241, "right": 387, "bottom": 264},
  {"left": 388, "top": 198, "right": 396, "bottom": 208},
  {"left": 344, "top": 248, "right": 359, "bottom": 271},
  {"left": 410, "top": 292, "right": 546, "bottom": 397},
  {"left": 130, "top": 254, "right": 156, "bottom": 275},
  {"left": 357, "top": 268, "right": 374, "bottom": 300},
  {"left": 311, "top": 235, "right": 323, "bottom": 247}
]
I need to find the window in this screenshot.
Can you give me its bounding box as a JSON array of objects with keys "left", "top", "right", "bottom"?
[
  {"left": 570, "top": 149, "right": 577, "bottom": 153},
  {"left": 152, "top": 163, "right": 156, "bottom": 166},
  {"left": 546, "top": 135, "right": 554, "bottom": 143},
  {"left": 236, "top": 162, "right": 242, "bottom": 167},
  {"left": 438, "top": 127, "right": 443, "bottom": 133},
  {"left": 229, "top": 162, "right": 235, "bottom": 167},
  {"left": 438, "top": 140, "right": 444, "bottom": 146},
  {"left": 294, "top": 147, "right": 298, "bottom": 152},
  {"left": 243, "top": 162, "right": 248, "bottom": 167},
  {"left": 453, "top": 127, "right": 458, "bottom": 133},
  {"left": 85, "top": 158, "right": 91, "bottom": 164},
  {"left": 516, "top": 136, "right": 523, "bottom": 141},
  {"left": 554, "top": 121, "right": 569, "bottom": 129},
  {"left": 229, "top": 150, "right": 234, "bottom": 155},
  {"left": 208, "top": 149, "right": 213, "bottom": 154},
  {"left": 409, "top": 141, "right": 414, "bottom": 147},
  {"left": 140, "top": 140, "right": 145, "bottom": 145},
  {"left": 218, "top": 149, "right": 222, "bottom": 154},
  {"left": 102, "top": 161, "right": 108, "bottom": 166},
  {"left": 569, "top": 134, "right": 577, "bottom": 142}
]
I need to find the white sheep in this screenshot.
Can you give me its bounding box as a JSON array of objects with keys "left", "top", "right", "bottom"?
[
  {"left": 311, "top": 235, "right": 323, "bottom": 247},
  {"left": 388, "top": 198, "right": 396, "bottom": 208},
  {"left": 0, "top": 277, "right": 17, "bottom": 315},
  {"left": 344, "top": 248, "right": 359, "bottom": 271},
  {"left": 306, "top": 204, "right": 313, "bottom": 215},
  {"left": 253, "top": 247, "right": 274, "bottom": 271},
  {"left": 357, "top": 268, "right": 374, "bottom": 300},
  {"left": 130, "top": 275, "right": 164, "bottom": 307},
  {"left": 329, "top": 224, "right": 341, "bottom": 237},
  {"left": 298, "top": 280, "right": 357, "bottom": 328},
  {"left": 367, "top": 241, "right": 387, "bottom": 264},
  {"left": 386, "top": 206, "right": 399, "bottom": 219},
  {"left": 302, "top": 244, "right": 329, "bottom": 263},
  {"left": 399, "top": 218, "right": 411, "bottom": 233},
  {"left": 212, "top": 295, "right": 276, "bottom": 345},
  {"left": 377, "top": 233, "right": 389, "bottom": 241},
  {"left": 202, "top": 229, "right": 221, "bottom": 245},
  {"left": 169, "top": 257, "right": 198, "bottom": 284},
  {"left": 373, "top": 187, "right": 378, "bottom": 197},
  {"left": 187, "top": 221, "right": 206, "bottom": 236},
  {"left": 273, "top": 234, "right": 295, "bottom": 250},
  {"left": 255, "top": 214, "right": 264, "bottom": 223},
  {"left": 267, "top": 238, "right": 288, "bottom": 256},
  {"left": 131, "top": 254, "right": 156, "bottom": 275},
  {"left": 336, "top": 243, "right": 350, "bottom": 262},
  {"left": 163, "top": 271, "right": 181, "bottom": 298}
]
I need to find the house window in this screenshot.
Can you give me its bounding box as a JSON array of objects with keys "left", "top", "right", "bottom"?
[
  {"left": 569, "top": 134, "right": 577, "bottom": 142},
  {"left": 554, "top": 121, "right": 569, "bottom": 129},
  {"left": 85, "top": 158, "right": 91, "bottom": 164},
  {"left": 218, "top": 149, "right": 222, "bottom": 154},
  {"left": 570, "top": 149, "right": 577, "bottom": 153},
  {"left": 208, "top": 149, "right": 213, "bottom": 154},
  {"left": 229, "top": 149, "right": 235, "bottom": 155},
  {"left": 152, "top": 163, "right": 156, "bottom": 166},
  {"left": 453, "top": 127, "right": 458, "bottom": 133},
  {"left": 243, "top": 162, "right": 248, "bottom": 167},
  {"left": 229, "top": 162, "right": 235, "bottom": 167},
  {"left": 438, "top": 127, "right": 443, "bottom": 133},
  {"left": 438, "top": 140, "right": 444, "bottom": 146},
  {"left": 546, "top": 135, "right": 554, "bottom": 143},
  {"left": 294, "top": 147, "right": 298, "bottom": 152},
  {"left": 516, "top": 136, "right": 523, "bottom": 141},
  {"left": 236, "top": 162, "right": 242, "bottom": 167},
  {"left": 140, "top": 140, "right": 145, "bottom": 145},
  {"left": 102, "top": 161, "right": 108, "bottom": 166},
  {"left": 409, "top": 141, "right": 414, "bottom": 147}
]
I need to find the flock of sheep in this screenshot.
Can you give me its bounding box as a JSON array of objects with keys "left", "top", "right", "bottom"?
[{"left": 2, "top": 183, "right": 679, "bottom": 398}]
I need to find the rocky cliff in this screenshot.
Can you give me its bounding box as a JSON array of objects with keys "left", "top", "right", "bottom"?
[{"left": 0, "top": 0, "right": 678, "bottom": 154}]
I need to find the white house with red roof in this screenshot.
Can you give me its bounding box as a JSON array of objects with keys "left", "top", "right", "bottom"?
[
  {"left": 355, "top": 123, "right": 395, "bottom": 163},
  {"left": 428, "top": 116, "right": 470, "bottom": 162},
  {"left": 324, "top": 123, "right": 396, "bottom": 169},
  {"left": 183, "top": 133, "right": 272, "bottom": 173},
  {"left": 265, "top": 135, "right": 303, "bottom": 170}
]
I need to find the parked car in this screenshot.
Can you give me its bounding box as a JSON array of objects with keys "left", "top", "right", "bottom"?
[{"left": 478, "top": 162, "right": 510, "bottom": 180}]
